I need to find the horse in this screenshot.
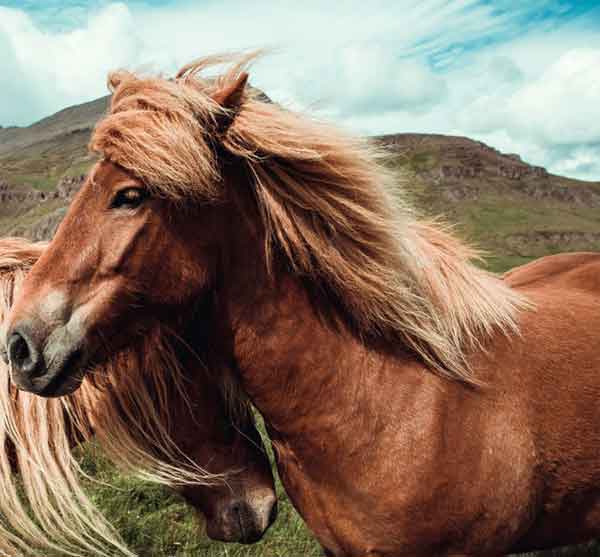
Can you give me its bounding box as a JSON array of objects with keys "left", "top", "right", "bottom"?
[
  {"left": 0, "top": 238, "right": 276, "bottom": 556},
  {"left": 5, "top": 53, "right": 600, "bottom": 556}
]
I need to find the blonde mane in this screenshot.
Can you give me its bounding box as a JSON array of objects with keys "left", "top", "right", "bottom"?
[
  {"left": 0, "top": 238, "right": 219, "bottom": 556},
  {"left": 91, "top": 53, "right": 529, "bottom": 382}
]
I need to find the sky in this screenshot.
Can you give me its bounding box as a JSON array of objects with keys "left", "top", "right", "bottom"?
[{"left": 0, "top": 0, "right": 599, "bottom": 180}]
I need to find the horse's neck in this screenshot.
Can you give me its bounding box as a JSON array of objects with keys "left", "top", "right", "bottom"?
[{"left": 225, "top": 272, "right": 423, "bottom": 442}]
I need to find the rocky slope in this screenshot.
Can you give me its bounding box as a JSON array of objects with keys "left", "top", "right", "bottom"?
[
  {"left": 2, "top": 100, "right": 600, "bottom": 272},
  {"left": 374, "top": 133, "right": 600, "bottom": 270},
  {"left": 377, "top": 133, "right": 600, "bottom": 207}
]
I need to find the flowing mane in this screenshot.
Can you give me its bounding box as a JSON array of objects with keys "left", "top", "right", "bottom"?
[
  {"left": 0, "top": 239, "right": 217, "bottom": 556},
  {"left": 90, "top": 53, "right": 529, "bottom": 382}
]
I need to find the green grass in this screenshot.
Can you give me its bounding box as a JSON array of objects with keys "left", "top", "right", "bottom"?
[
  {"left": 482, "top": 255, "right": 535, "bottom": 274},
  {"left": 522, "top": 547, "right": 600, "bottom": 557},
  {"left": 0, "top": 198, "right": 65, "bottom": 235},
  {"left": 406, "top": 181, "right": 600, "bottom": 263}
]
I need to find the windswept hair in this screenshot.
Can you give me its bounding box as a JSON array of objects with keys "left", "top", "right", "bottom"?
[
  {"left": 0, "top": 238, "right": 219, "bottom": 556},
  {"left": 91, "top": 52, "right": 529, "bottom": 383}
]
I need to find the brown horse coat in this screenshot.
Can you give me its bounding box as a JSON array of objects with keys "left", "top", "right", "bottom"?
[{"left": 222, "top": 252, "right": 600, "bottom": 556}]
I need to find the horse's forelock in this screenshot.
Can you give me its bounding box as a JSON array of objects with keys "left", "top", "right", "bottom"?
[{"left": 91, "top": 55, "right": 254, "bottom": 201}]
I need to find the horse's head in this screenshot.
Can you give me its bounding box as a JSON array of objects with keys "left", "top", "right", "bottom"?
[
  {"left": 4, "top": 157, "right": 228, "bottom": 396},
  {"left": 141, "top": 354, "right": 278, "bottom": 544},
  {"left": 4, "top": 60, "right": 260, "bottom": 396},
  {"left": 0, "top": 237, "right": 277, "bottom": 547},
  {"left": 102, "top": 350, "right": 278, "bottom": 545},
  {"left": 8, "top": 52, "right": 362, "bottom": 393}
]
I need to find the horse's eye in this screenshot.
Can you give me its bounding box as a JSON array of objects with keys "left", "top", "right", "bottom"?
[{"left": 110, "top": 187, "right": 148, "bottom": 210}]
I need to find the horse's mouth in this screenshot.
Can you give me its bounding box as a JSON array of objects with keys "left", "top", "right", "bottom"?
[
  {"left": 39, "top": 367, "right": 85, "bottom": 397},
  {"left": 38, "top": 349, "right": 88, "bottom": 397}
]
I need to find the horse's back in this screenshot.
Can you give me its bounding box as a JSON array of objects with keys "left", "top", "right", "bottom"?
[{"left": 504, "top": 252, "right": 600, "bottom": 292}]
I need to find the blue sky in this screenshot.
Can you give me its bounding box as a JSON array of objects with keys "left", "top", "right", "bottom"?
[{"left": 1, "top": 0, "right": 600, "bottom": 180}]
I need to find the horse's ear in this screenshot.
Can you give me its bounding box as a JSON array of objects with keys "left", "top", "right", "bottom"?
[
  {"left": 212, "top": 72, "right": 248, "bottom": 109},
  {"left": 211, "top": 72, "right": 248, "bottom": 132},
  {"left": 107, "top": 70, "right": 131, "bottom": 92}
]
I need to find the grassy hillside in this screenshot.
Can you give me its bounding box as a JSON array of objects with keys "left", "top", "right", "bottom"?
[
  {"left": 378, "top": 133, "right": 600, "bottom": 272},
  {"left": 2, "top": 104, "right": 600, "bottom": 556},
  {"left": 3, "top": 104, "right": 600, "bottom": 266},
  {"left": 0, "top": 96, "right": 106, "bottom": 191}
]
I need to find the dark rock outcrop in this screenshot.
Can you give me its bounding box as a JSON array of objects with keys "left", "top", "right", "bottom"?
[
  {"left": 513, "top": 181, "right": 600, "bottom": 207},
  {"left": 497, "top": 164, "right": 548, "bottom": 180},
  {"left": 56, "top": 175, "right": 86, "bottom": 199}
]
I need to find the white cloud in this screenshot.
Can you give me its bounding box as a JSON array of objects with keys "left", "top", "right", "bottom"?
[
  {"left": 0, "top": 26, "right": 40, "bottom": 125},
  {"left": 288, "top": 45, "right": 447, "bottom": 119},
  {"left": 0, "top": 1, "right": 599, "bottom": 180},
  {"left": 447, "top": 43, "right": 600, "bottom": 179},
  {"left": 0, "top": 3, "right": 141, "bottom": 120},
  {"left": 507, "top": 48, "right": 600, "bottom": 145},
  {"left": 0, "top": 0, "right": 565, "bottom": 123}
]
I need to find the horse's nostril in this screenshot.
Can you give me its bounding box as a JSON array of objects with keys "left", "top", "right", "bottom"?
[
  {"left": 8, "top": 331, "right": 41, "bottom": 376},
  {"left": 227, "top": 500, "right": 265, "bottom": 544},
  {"left": 231, "top": 502, "right": 242, "bottom": 515},
  {"left": 9, "top": 333, "right": 29, "bottom": 365}
]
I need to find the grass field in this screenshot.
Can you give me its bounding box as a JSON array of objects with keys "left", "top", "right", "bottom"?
[{"left": 0, "top": 130, "right": 94, "bottom": 191}]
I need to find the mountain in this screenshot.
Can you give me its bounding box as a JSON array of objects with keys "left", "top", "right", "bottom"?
[
  {"left": 1, "top": 99, "right": 600, "bottom": 271},
  {"left": 375, "top": 133, "right": 600, "bottom": 271},
  {"left": 0, "top": 96, "right": 108, "bottom": 240},
  {"left": 0, "top": 96, "right": 108, "bottom": 189}
]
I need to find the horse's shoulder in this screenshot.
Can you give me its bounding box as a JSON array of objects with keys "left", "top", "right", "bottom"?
[{"left": 503, "top": 252, "right": 600, "bottom": 292}]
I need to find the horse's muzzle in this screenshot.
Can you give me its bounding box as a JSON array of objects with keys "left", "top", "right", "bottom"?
[
  {"left": 206, "top": 494, "right": 278, "bottom": 544},
  {"left": 5, "top": 318, "right": 87, "bottom": 397}
]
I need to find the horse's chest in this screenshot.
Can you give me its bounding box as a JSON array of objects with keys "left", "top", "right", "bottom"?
[
  {"left": 271, "top": 436, "right": 414, "bottom": 556},
  {"left": 270, "top": 407, "right": 542, "bottom": 557},
  {"left": 271, "top": 437, "right": 344, "bottom": 552}
]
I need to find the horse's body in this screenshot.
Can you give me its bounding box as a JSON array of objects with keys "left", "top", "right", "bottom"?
[
  {"left": 0, "top": 238, "right": 276, "bottom": 556},
  {"left": 501, "top": 253, "right": 600, "bottom": 552},
  {"left": 220, "top": 252, "right": 600, "bottom": 556},
  {"left": 5, "top": 54, "right": 600, "bottom": 556}
]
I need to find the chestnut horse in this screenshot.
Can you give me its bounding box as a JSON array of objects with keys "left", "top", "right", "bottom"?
[
  {"left": 6, "top": 54, "right": 600, "bottom": 556},
  {"left": 0, "top": 238, "right": 276, "bottom": 556}
]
